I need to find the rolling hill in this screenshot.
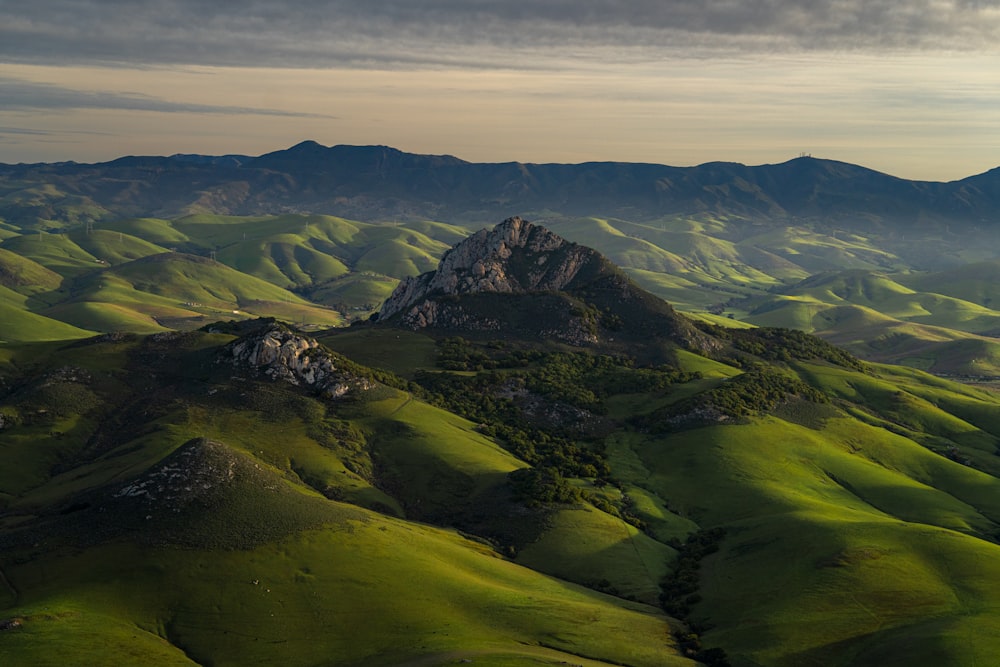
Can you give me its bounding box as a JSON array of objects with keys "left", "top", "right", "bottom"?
[{"left": 5, "top": 222, "right": 1000, "bottom": 665}]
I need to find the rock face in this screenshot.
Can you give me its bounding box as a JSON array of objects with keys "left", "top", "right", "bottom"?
[
  {"left": 375, "top": 216, "right": 717, "bottom": 356},
  {"left": 221, "top": 323, "right": 373, "bottom": 399},
  {"left": 379, "top": 217, "right": 605, "bottom": 325}
]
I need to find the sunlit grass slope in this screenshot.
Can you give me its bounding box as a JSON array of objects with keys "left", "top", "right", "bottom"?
[
  {"left": 42, "top": 252, "right": 344, "bottom": 330},
  {"left": 64, "top": 228, "right": 168, "bottom": 265},
  {"left": 623, "top": 413, "right": 1000, "bottom": 666},
  {"left": 0, "top": 332, "right": 692, "bottom": 667},
  {"left": 3, "top": 517, "right": 687, "bottom": 667},
  {"left": 0, "top": 285, "right": 94, "bottom": 342},
  {"left": 747, "top": 305, "right": 1000, "bottom": 376},
  {"left": 0, "top": 247, "right": 63, "bottom": 296},
  {"left": 0, "top": 232, "right": 101, "bottom": 277},
  {"left": 765, "top": 270, "right": 1000, "bottom": 333},
  {"left": 900, "top": 259, "right": 1000, "bottom": 308},
  {"left": 171, "top": 213, "right": 456, "bottom": 283}
]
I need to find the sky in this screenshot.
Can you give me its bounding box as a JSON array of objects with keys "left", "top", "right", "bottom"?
[{"left": 1, "top": 1, "right": 999, "bottom": 181}]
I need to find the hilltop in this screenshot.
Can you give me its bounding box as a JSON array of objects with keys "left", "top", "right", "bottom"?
[{"left": 375, "top": 217, "right": 710, "bottom": 356}]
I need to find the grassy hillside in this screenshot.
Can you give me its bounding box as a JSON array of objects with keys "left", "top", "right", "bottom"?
[
  {"left": 528, "top": 217, "right": 1000, "bottom": 375},
  {"left": 628, "top": 414, "right": 1000, "bottom": 666},
  {"left": 0, "top": 247, "right": 63, "bottom": 296},
  {"left": 0, "top": 328, "right": 697, "bottom": 666},
  {"left": 4, "top": 212, "right": 1000, "bottom": 375},
  {"left": 4, "top": 308, "right": 1000, "bottom": 665},
  {"left": 0, "top": 285, "right": 94, "bottom": 342},
  {"left": 740, "top": 270, "right": 1000, "bottom": 374},
  {"left": 367, "top": 323, "right": 1000, "bottom": 666},
  {"left": 0, "top": 232, "right": 102, "bottom": 277}
]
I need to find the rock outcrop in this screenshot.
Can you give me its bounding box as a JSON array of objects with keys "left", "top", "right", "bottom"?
[
  {"left": 378, "top": 217, "right": 603, "bottom": 323},
  {"left": 221, "top": 323, "right": 374, "bottom": 399}
]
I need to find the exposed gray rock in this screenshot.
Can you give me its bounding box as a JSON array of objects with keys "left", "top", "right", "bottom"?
[
  {"left": 114, "top": 438, "right": 238, "bottom": 509},
  {"left": 379, "top": 216, "right": 598, "bottom": 322},
  {"left": 221, "top": 324, "right": 374, "bottom": 399}
]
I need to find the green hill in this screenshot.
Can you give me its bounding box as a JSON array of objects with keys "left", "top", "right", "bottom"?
[
  {"left": 0, "top": 285, "right": 94, "bottom": 342},
  {"left": 6, "top": 211, "right": 1000, "bottom": 375},
  {"left": 0, "top": 232, "right": 102, "bottom": 277},
  {"left": 0, "top": 247, "right": 63, "bottom": 296},
  {"left": 739, "top": 270, "right": 1000, "bottom": 374},
  {"left": 900, "top": 260, "right": 1000, "bottom": 311},
  {"left": 0, "top": 326, "right": 692, "bottom": 666}
]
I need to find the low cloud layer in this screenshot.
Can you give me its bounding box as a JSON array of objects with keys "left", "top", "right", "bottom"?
[
  {"left": 0, "top": 77, "right": 330, "bottom": 117},
  {"left": 3, "top": 1, "right": 999, "bottom": 69}
]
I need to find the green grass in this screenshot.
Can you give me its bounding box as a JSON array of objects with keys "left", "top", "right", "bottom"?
[
  {"left": 357, "top": 391, "right": 527, "bottom": 517},
  {"left": 353, "top": 238, "right": 442, "bottom": 277},
  {"left": 0, "top": 287, "right": 94, "bottom": 342},
  {"left": 99, "top": 218, "right": 192, "bottom": 247},
  {"left": 1, "top": 520, "right": 688, "bottom": 667},
  {"left": 0, "top": 246, "right": 63, "bottom": 295},
  {"left": 900, "top": 260, "right": 1000, "bottom": 307},
  {"left": 673, "top": 349, "right": 742, "bottom": 379},
  {"left": 65, "top": 228, "right": 169, "bottom": 266},
  {"left": 1, "top": 368, "right": 689, "bottom": 666},
  {"left": 40, "top": 301, "right": 174, "bottom": 333},
  {"left": 105, "top": 253, "right": 311, "bottom": 307},
  {"left": 0, "top": 232, "right": 102, "bottom": 277},
  {"left": 515, "top": 503, "right": 674, "bottom": 604},
  {"left": 6, "top": 211, "right": 1000, "bottom": 376},
  {"left": 615, "top": 412, "right": 1000, "bottom": 666},
  {"left": 303, "top": 272, "right": 399, "bottom": 312},
  {"left": 318, "top": 327, "right": 437, "bottom": 377},
  {"left": 8, "top": 210, "right": 1000, "bottom": 667}
]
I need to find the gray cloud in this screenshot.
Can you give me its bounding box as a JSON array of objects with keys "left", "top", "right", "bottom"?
[
  {"left": 1, "top": 1, "right": 998, "bottom": 69},
  {"left": 0, "top": 126, "right": 54, "bottom": 136},
  {"left": 0, "top": 77, "right": 331, "bottom": 117}
]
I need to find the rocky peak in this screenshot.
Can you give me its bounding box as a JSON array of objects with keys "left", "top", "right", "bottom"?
[
  {"left": 221, "top": 322, "right": 373, "bottom": 399},
  {"left": 378, "top": 217, "right": 601, "bottom": 322}
]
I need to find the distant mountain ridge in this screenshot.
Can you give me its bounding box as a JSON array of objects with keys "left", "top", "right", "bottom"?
[{"left": 3, "top": 140, "right": 1000, "bottom": 228}]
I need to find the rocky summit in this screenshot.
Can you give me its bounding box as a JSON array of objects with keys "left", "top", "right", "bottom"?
[
  {"left": 375, "top": 216, "right": 714, "bottom": 355},
  {"left": 220, "top": 322, "right": 374, "bottom": 399},
  {"left": 378, "top": 216, "right": 602, "bottom": 321}
]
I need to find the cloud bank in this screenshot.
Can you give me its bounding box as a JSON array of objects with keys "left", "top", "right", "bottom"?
[
  {"left": 0, "top": 77, "right": 330, "bottom": 116},
  {"left": 3, "top": 1, "right": 999, "bottom": 69}
]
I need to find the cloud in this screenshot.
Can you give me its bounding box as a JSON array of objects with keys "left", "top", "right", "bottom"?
[
  {"left": 1, "top": 1, "right": 998, "bottom": 70},
  {"left": 0, "top": 126, "right": 54, "bottom": 136},
  {"left": 0, "top": 77, "right": 331, "bottom": 117}
]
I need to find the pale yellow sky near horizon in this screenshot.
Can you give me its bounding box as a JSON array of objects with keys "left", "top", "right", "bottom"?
[{"left": 3, "top": 50, "right": 999, "bottom": 182}]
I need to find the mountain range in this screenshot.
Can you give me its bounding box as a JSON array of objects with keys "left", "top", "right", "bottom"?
[{"left": 3, "top": 140, "right": 1000, "bottom": 228}]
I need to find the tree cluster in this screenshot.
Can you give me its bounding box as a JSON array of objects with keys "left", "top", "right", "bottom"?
[
  {"left": 660, "top": 528, "right": 731, "bottom": 666},
  {"left": 704, "top": 324, "right": 866, "bottom": 372},
  {"left": 641, "top": 366, "right": 829, "bottom": 432}
]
